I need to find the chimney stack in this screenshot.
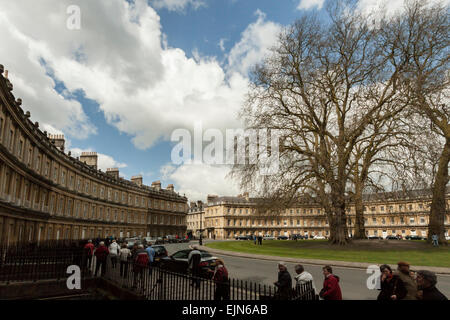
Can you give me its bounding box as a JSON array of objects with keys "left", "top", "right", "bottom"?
[
  {"left": 80, "top": 152, "right": 98, "bottom": 170},
  {"left": 152, "top": 181, "right": 161, "bottom": 191},
  {"left": 48, "top": 134, "right": 65, "bottom": 152},
  {"left": 131, "top": 175, "right": 143, "bottom": 186},
  {"left": 106, "top": 168, "right": 119, "bottom": 179},
  {"left": 207, "top": 194, "right": 218, "bottom": 204},
  {"left": 167, "top": 184, "right": 174, "bottom": 192}
]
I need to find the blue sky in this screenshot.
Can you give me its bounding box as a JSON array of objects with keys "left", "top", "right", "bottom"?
[{"left": 1, "top": 0, "right": 426, "bottom": 200}]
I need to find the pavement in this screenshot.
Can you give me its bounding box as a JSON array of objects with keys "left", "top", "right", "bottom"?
[{"left": 196, "top": 242, "right": 450, "bottom": 275}]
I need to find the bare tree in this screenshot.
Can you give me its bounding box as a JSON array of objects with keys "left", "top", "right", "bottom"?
[
  {"left": 349, "top": 107, "right": 414, "bottom": 239},
  {"left": 232, "top": 1, "right": 410, "bottom": 244},
  {"left": 383, "top": 0, "right": 449, "bottom": 243}
]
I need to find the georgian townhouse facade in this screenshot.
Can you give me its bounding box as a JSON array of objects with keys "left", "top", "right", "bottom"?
[
  {"left": 195, "top": 191, "right": 450, "bottom": 240},
  {"left": 0, "top": 65, "right": 188, "bottom": 245}
]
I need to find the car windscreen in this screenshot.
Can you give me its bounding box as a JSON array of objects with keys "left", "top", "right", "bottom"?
[
  {"left": 172, "top": 250, "right": 190, "bottom": 259},
  {"left": 153, "top": 246, "right": 166, "bottom": 254}
]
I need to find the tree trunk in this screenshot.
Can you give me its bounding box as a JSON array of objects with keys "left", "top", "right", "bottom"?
[
  {"left": 328, "top": 188, "right": 349, "bottom": 245},
  {"left": 428, "top": 138, "right": 450, "bottom": 245},
  {"left": 353, "top": 190, "right": 366, "bottom": 240}
]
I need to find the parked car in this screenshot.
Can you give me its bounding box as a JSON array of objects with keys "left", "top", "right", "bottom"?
[
  {"left": 385, "top": 235, "right": 401, "bottom": 240},
  {"left": 292, "top": 234, "right": 306, "bottom": 240},
  {"left": 155, "top": 237, "right": 165, "bottom": 244},
  {"left": 159, "top": 249, "right": 217, "bottom": 278},
  {"left": 235, "top": 235, "right": 253, "bottom": 240},
  {"left": 405, "top": 235, "right": 425, "bottom": 240},
  {"left": 367, "top": 236, "right": 382, "bottom": 240},
  {"left": 152, "top": 245, "right": 169, "bottom": 266},
  {"left": 313, "top": 235, "right": 326, "bottom": 240},
  {"left": 446, "top": 236, "right": 450, "bottom": 241},
  {"left": 263, "top": 235, "right": 276, "bottom": 240},
  {"left": 142, "top": 237, "right": 157, "bottom": 245},
  {"left": 277, "top": 236, "right": 288, "bottom": 240}
]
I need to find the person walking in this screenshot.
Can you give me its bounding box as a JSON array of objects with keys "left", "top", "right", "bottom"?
[
  {"left": 416, "top": 270, "right": 448, "bottom": 300},
  {"left": 83, "top": 240, "right": 95, "bottom": 272},
  {"left": 208, "top": 258, "right": 230, "bottom": 300},
  {"left": 188, "top": 245, "right": 202, "bottom": 288},
  {"left": 319, "top": 265, "right": 342, "bottom": 300},
  {"left": 294, "top": 264, "right": 317, "bottom": 299},
  {"left": 395, "top": 262, "right": 418, "bottom": 300},
  {"left": 145, "top": 242, "right": 156, "bottom": 275},
  {"left": 94, "top": 241, "right": 109, "bottom": 277},
  {"left": 274, "top": 262, "right": 292, "bottom": 300},
  {"left": 377, "top": 264, "right": 407, "bottom": 301},
  {"left": 133, "top": 244, "right": 149, "bottom": 289},
  {"left": 108, "top": 240, "right": 119, "bottom": 269},
  {"left": 119, "top": 244, "right": 131, "bottom": 278},
  {"left": 431, "top": 234, "right": 439, "bottom": 247}
]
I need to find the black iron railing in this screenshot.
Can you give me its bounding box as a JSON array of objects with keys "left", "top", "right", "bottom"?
[
  {"left": 102, "top": 259, "right": 316, "bottom": 300},
  {"left": 0, "top": 241, "right": 316, "bottom": 300}
]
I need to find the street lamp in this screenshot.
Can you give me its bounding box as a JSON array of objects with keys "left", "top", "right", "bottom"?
[{"left": 198, "top": 209, "right": 204, "bottom": 246}]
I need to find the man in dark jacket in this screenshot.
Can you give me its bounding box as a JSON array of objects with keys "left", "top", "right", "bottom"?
[
  {"left": 274, "top": 262, "right": 292, "bottom": 300},
  {"left": 416, "top": 270, "right": 448, "bottom": 300},
  {"left": 395, "top": 261, "right": 417, "bottom": 300},
  {"left": 94, "top": 241, "right": 109, "bottom": 277},
  {"left": 320, "top": 265, "right": 342, "bottom": 300}
]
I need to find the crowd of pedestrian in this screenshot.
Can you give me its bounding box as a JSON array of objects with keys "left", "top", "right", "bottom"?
[
  {"left": 82, "top": 237, "right": 157, "bottom": 288},
  {"left": 377, "top": 261, "right": 447, "bottom": 301}
]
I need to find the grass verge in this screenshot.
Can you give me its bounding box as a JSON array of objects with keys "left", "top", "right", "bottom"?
[{"left": 205, "top": 240, "right": 450, "bottom": 268}]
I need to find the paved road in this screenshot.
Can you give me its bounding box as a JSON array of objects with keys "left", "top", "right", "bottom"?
[{"left": 162, "top": 240, "right": 450, "bottom": 300}]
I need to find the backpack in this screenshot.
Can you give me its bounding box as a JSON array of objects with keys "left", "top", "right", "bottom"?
[
  {"left": 135, "top": 252, "right": 149, "bottom": 268},
  {"left": 190, "top": 252, "right": 201, "bottom": 269}
]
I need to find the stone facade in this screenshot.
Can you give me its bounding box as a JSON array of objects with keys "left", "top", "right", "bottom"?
[
  {"left": 192, "top": 191, "right": 450, "bottom": 240},
  {"left": 0, "top": 65, "right": 188, "bottom": 244}
]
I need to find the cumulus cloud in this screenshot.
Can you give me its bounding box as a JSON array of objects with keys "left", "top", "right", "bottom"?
[
  {"left": 150, "top": 0, "right": 206, "bottom": 12},
  {"left": 297, "top": 0, "right": 325, "bottom": 10},
  {"left": 0, "top": 11, "right": 96, "bottom": 139},
  {"left": 357, "top": 0, "right": 450, "bottom": 16},
  {"left": 160, "top": 163, "right": 240, "bottom": 201},
  {"left": 227, "top": 10, "right": 282, "bottom": 76},
  {"left": 0, "top": 0, "right": 284, "bottom": 200},
  {"left": 70, "top": 148, "right": 127, "bottom": 172},
  {"left": 218, "top": 38, "right": 228, "bottom": 52}
]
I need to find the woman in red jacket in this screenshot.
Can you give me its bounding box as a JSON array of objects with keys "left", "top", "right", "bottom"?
[
  {"left": 320, "top": 265, "right": 342, "bottom": 300},
  {"left": 209, "top": 258, "right": 230, "bottom": 300}
]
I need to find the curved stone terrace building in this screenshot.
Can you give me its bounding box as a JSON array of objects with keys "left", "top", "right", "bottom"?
[
  {"left": 190, "top": 190, "right": 450, "bottom": 240},
  {"left": 0, "top": 65, "right": 188, "bottom": 245}
]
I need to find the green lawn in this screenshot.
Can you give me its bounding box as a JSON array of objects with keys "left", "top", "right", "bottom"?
[{"left": 205, "top": 240, "right": 450, "bottom": 268}]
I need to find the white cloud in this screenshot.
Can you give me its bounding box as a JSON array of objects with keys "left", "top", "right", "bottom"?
[
  {"left": 0, "top": 1, "right": 284, "bottom": 201},
  {"left": 227, "top": 10, "right": 282, "bottom": 76},
  {"left": 297, "top": 0, "right": 325, "bottom": 10},
  {"left": 70, "top": 148, "right": 127, "bottom": 172},
  {"left": 357, "top": 0, "right": 450, "bottom": 16},
  {"left": 150, "top": 0, "right": 206, "bottom": 12},
  {"left": 161, "top": 163, "right": 241, "bottom": 201},
  {"left": 219, "top": 38, "right": 227, "bottom": 52},
  {"left": 0, "top": 12, "right": 96, "bottom": 139}
]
